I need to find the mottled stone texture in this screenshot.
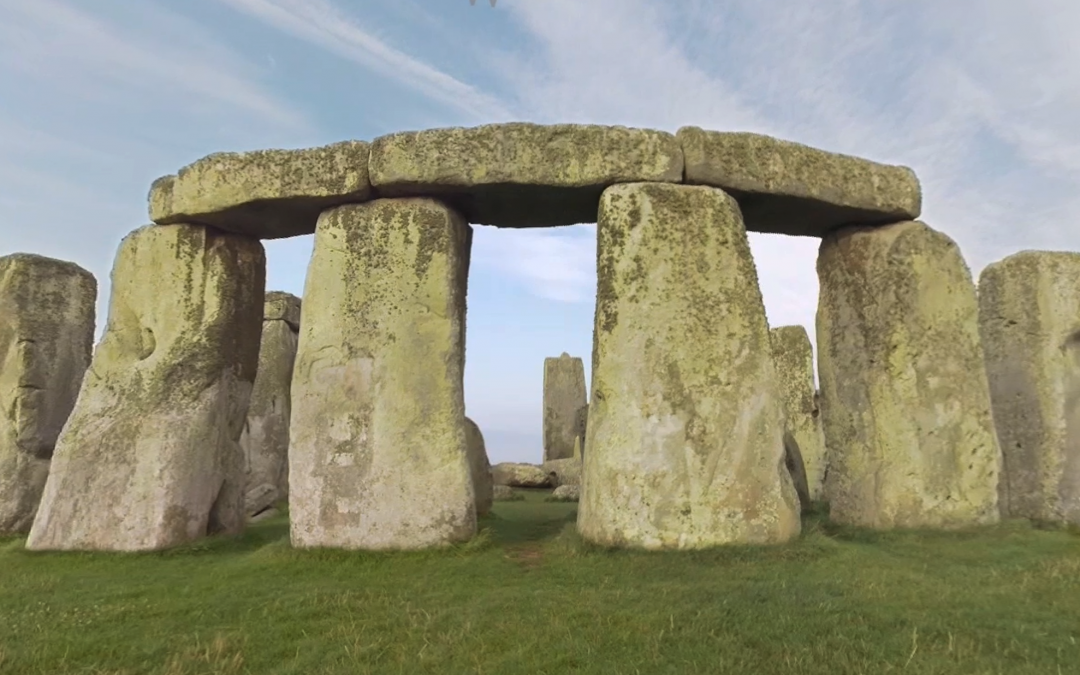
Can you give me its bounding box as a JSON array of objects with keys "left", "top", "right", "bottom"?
[
  {"left": 27, "top": 224, "right": 265, "bottom": 550},
  {"left": 543, "top": 353, "right": 588, "bottom": 461},
  {"left": 289, "top": 199, "right": 475, "bottom": 550},
  {"left": 465, "top": 417, "right": 493, "bottom": 518},
  {"left": 239, "top": 291, "right": 300, "bottom": 515},
  {"left": 978, "top": 251, "right": 1080, "bottom": 525},
  {"left": 677, "top": 127, "right": 921, "bottom": 237},
  {"left": 491, "top": 463, "right": 551, "bottom": 488},
  {"left": 579, "top": 182, "right": 801, "bottom": 549},
  {"left": 816, "top": 220, "right": 1001, "bottom": 529},
  {"left": 369, "top": 123, "right": 684, "bottom": 227},
  {"left": 770, "top": 325, "right": 827, "bottom": 500},
  {"left": 149, "top": 141, "right": 371, "bottom": 239},
  {"left": 0, "top": 254, "right": 96, "bottom": 534}
]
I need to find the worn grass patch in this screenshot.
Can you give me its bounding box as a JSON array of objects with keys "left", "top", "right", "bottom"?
[{"left": 0, "top": 491, "right": 1077, "bottom": 674}]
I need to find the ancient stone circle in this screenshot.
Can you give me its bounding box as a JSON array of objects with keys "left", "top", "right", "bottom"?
[{"left": 1, "top": 122, "right": 1077, "bottom": 552}]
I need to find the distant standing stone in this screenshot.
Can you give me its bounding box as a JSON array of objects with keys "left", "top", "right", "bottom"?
[
  {"left": 465, "top": 417, "right": 494, "bottom": 517},
  {"left": 27, "top": 224, "right": 265, "bottom": 551},
  {"left": 0, "top": 254, "right": 96, "bottom": 535},
  {"left": 770, "top": 325, "right": 828, "bottom": 500},
  {"left": 579, "top": 182, "right": 801, "bottom": 549},
  {"left": 543, "top": 353, "right": 588, "bottom": 461},
  {"left": 978, "top": 251, "right": 1080, "bottom": 525},
  {"left": 816, "top": 220, "right": 1001, "bottom": 529}
]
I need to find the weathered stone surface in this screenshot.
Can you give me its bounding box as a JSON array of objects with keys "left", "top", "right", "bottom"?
[
  {"left": 677, "top": 127, "right": 921, "bottom": 237},
  {"left": 548, "top": 484, "right": 580, "bottom": 502},
  {"left": 574, "top": 404, "right": 588, "bottom": 457},
  {"left": 492, "top": 485, "right": 521, "bottom": 502},
  {"left": 27, "top": 224, "right": 265, "bottom": 550},
  {"left": 783, "top": 431, "right": 811, "bottom": 513},
  {"left": 491, "top": 462, "right": 552, "bottom": 488},
  {"left": 978, "top": 251, "right": 1080, "bottom": 525},
  {"left": 245, "top": 483, "right": 278, "bottom": 517},
  {"left": 465, "top": 417, "right": 494, "bottom": 518},
  {"left": 249, "top": 507, "right": 279, "bottom": 523},
  {"left": 149, "top": 141, "right": 371, "bottom": 239},
  {"left": 542, "top": 457, "right": 582, "bottom": 488},
  {"left": 239, "top": 291, "right": 299, "bottom": 512},
  {"left": 816, "top": 220, "right": 1001, "bottom": 529},
  {"left": 264, "top": 290, "right": 301, "bottom": 329},
  {"left": 543, "top": 353, "right": 588, "bottom": 461},
  {"left": 579, "top": 182, "right": 801, "bottom": 549},
  {"left": 0, "top": 254, "right": 96, "bottom": 534},
  {"left": 289, "top": 199, "right": 475, "bottom": 550},
  {"left": 369, "top": 123, "right": 684, "bottom": 227},
  {"left": 770, "top": 325, "right": 828, "bottom": 500}
]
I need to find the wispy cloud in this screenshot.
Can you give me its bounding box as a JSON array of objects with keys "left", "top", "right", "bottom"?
[
  {"left": 214, "top": 0, "right": 514, "bottom": 122},
  {"left": 472, "top": 225, "right": 596, "bottom": 304}
]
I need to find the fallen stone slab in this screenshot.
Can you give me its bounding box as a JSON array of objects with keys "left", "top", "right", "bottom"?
[
  {"left": 369, "top": 123, "right": 684, "bottom": 227},
  {"left": 27, "top": 224, "right": 265, "bottom": 551},
  {"left": 579, "top": 182, "right": 801, "bottom": 549},
  {"left": 677, "top": 127, "right": 921, "bottom": 237},
  {"left": 491, "top": 462, "right": 552, "bottom": 488},
  {"left": 492, "top": 485, "right": 521, "bottom": 502},
  {"left": 978, "top": 251, "right": 1080, "bottom": 526},
  {"left": 0, "top": 254, "right": 96, "bottom": 535},
  {"left": 547, "top": 484, "right": 580, "bottom": 502},
  {"left": 541, "top": 457, "right": 581, "bottom": 488},
  {"left": 149, "top": 141, "right": 371, "bottom": 239},
  {"left": 816, "top": 220, "right": 1001, "bottom": 529},
  {"left": 244, "top": 483, "right": 278, "bottom": 518}
]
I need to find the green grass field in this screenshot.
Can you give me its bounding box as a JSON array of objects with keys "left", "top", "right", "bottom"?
[{"left": 1, "top": 490, "right": 1078, "bottom": 674}]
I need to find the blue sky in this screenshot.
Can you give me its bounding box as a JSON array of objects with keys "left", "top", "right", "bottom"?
[{"left": 3, "top": 0, "right": 1079, "bottom": 464}]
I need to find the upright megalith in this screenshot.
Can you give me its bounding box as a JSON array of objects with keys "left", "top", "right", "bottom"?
[
  {"left": 239, "top": 291, "right": 300, "bottom": 516},
  {"left": 816, "top": 220, "right": 1001, "bottom": 530},
  {"left": 289, "top": 198, "right": 476, "bottom": 550},
  {"left": 579, "top": 182, "right": 801, "bottom": 549},
  {"left": 0, "top": 255, "right": 96, "bottom": 534},
  {"left": 27, "top": 224, "right": 265, "bottom": 551},
  {"left": 770, "top": 325, "right": 828, "bottom": 500},
  {"left": 464, "top": 417, "right": 493, "bottom": 518},
  {"left": 978, "top": 251, "right": 1080, "bottom": 525},
  {"left": 543, "top": 353, "right": 588, "bottom": 462}
]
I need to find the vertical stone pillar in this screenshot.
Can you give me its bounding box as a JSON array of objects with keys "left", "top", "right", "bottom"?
[
  {"left": 770, "top": 325, "right": 828, "bottom": 500},
  {"left": 239, "top": 291, "right": 300, "bottom": 516},
  {"left": 816, "top": 220, "right": 1001, "bottom": 529},
  {"left": 579, "top": 182, "right": 801, "bottom": 549},
  {"left": 543, "top": 353, "right": 587, "bottom": 461},
  {"left": 27, "top": 224, "right": 264, "bottom": 550},
  {"left": 289, "top": 198, "right": 475, "bottom": 550},
  {"left": 464, "top": 417, "right": 493, "bottom": 518},
  {"left": 0, "top": 254, "right": 96, "bottom": 534},
  {"left": 978, "top": 251, "right": 1080, "bottom": 525}
]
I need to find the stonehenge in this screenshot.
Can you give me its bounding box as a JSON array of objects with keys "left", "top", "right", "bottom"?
[
  {"left": 0, "top": 254, "right": 96, "bottom": 535},
  {"left": 240, "top": 291, "right": 300, "bottom": 516},
  {"left": 978, "top": 252, "right": 1080, "bottom": 526},
  {"left": 816, "top": 221, "right": 1001, "bottom": 529},
  {"left": 770, "top": 325, "right": 828, "bottom": 500},
  {"left": 19, "top": 119, "right": 1075, "bottom": 552},
  {"left": 27, "top": 224, "right": 265, "bottom": 551},
  {"left": 542, "top": 352, "right": 588, "bottom": 461},
  {"left": 578, "top": 182, "right": 800, "bottom": 549}
]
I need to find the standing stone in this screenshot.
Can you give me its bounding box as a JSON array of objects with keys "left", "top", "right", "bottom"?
[
  {"left": 770, "top": 325, "right": 828, "bottom": 500},
  {"left": 27, "top": 224, "right": 264, "bottom": 550},
  {"left": 465, "top": 417, "right": 493, "bottom": 518},
  {"left": 0, "top": 255, "right": 96, "bottom": 534},
  {"left": 239, "top": 291, "right": 300, "bottom": 516},
  {"left": 579, "top": 182, "right": 801, "bottom": 549},
  {"left": 289, "top": 199, "right": 475, "bottom": 550},
  {"left": 978, "top": 251, "right": 1080, "bottom": 525},
  {"left": 816, "top": 220, "right": 1001, "bottom": 530},
  {"left": 543, "top": 353, "right": 588, "bottom": 461}
]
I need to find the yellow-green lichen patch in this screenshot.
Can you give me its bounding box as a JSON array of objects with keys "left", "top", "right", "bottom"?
[
  {"left": 677, "top": 127, "right": 921, "bottom": 237},
  {"left": 25, "top": 223, "right": 265, "bottom": 551},
  {"left": 288, "top": 199, "right": 476, "bottom": 550},
  {"left": 978, "top": 250, "right": 1080, "bottom": 526},
  {"left": 769, "top": 325, "right": 828, "bottom": 500},
  {"left": 149, "top": 141, "right": 372, "bottom": 239},
  {"left": 816, "top": 220, "right": 1001, "bottom": 530},
  {"left": 369, "top": 123, "right": 684, "bottom": 227},
  {"left": 0, "top": 253, "right": 96, "bottom": 534},
  {"left": 579, "top": 182, "right": 800, "bottom": 550}
]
